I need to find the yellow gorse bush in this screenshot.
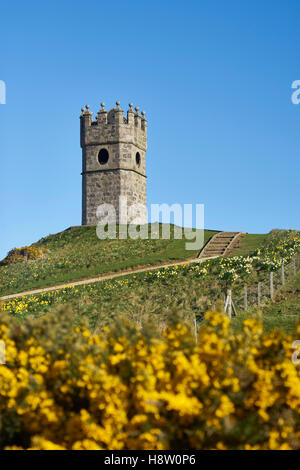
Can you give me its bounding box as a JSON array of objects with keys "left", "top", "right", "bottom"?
[
  {"left": 0, "top": 246, "right": 48, "bottom": 266},
  {"left": 0, "top": 307, "right": 300, "bottom": 450}
]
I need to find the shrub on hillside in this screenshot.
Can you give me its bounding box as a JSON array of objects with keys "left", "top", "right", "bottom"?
[
  {"left": 0, "top": 307, "right": 300, "bottom": 450},
  {"left": 0, "top": 246, "right": 48, "bottom": 266}
]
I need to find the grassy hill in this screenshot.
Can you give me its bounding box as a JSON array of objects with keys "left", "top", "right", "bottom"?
[
  {"left": 0, "top": 225, "right": 266, "bottom": 297},
  {"left": 1, "top": 227, "right": 299, "bottom": 335},
  {"left": 6, "top": 253, "right": 295, "bottom": 334},
  {"left": 231, "top": 270, "right": 300, "bottom": 333},
  {"left": 0, "top": 227, "right": 272, "bottom": 328},
  {"left": 1, "top": 228, "right": 299, "bottom": 451},
  {"left": 1, "top": 227, "right": 299, "bottom": 451},
  {"left": 0, "top": 224, "right": 215, "bottom": 296},
  {"left": 6, "top": 226, "right": 300, "bottom": 335},
  {"left": 228, "top": 233, "right": 267, "bottom": 257}
]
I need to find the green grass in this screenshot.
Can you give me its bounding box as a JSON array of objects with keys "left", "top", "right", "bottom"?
[
  {"left": 2, "top": 229, "right": 299, "bottom": 335},
  {"left": 231, "top": 271, "right": 300, "bottom": 333},
  {"left": 1, "top": 261, "right": 224, "bottom": 328},
  {"left": 0, "top": 224, "right": 217, "bottom": 296},
  {"left": 230, "top": 233, "right": 267, "bottom": 257},
  {"left": 8, "top": 257, "right": 300, "bottom": 334}
]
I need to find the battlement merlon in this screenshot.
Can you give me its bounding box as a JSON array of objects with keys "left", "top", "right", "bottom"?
[{"left": 80, "top": 101, "right": 147, "bottom": 152}]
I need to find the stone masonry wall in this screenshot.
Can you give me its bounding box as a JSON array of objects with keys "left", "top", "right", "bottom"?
[
  {"left": 82, "top": 171, "right": 121, "bottom": 225},
  {"left": 120, "top": 170, "right": 147, "bottom": 224},
  {"left": 80, "top": 102, "right": 147, "bottom": 226},
  {"left": 82, "top": 169, "right": 146, "bottom": 225}
]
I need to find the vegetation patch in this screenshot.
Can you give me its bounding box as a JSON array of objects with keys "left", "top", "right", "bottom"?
[
  {"left": 0, "top": 225, "right": 217, "bottom": 297},
  {"left": 0, "top": 308, "right": 300, "bottom": 449},
  {"left": 0, "top": 246, "right": 48, "bottom": 267},
  {"left": 0, "top": 229, "right": 299, "bottom": 450},
  {"left": 2, "top": 230, "right": 299, "bottom": 335},
  {"left": 231, "top": 271, "right": 300, "bottom": 334}
]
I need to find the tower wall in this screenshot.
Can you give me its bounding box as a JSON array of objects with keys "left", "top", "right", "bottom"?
[{"left": 80, "top": 102, "right": 147, "bottom": 225}]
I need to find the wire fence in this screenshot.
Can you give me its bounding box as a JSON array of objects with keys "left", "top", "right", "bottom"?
[
  {"left": 195, "top": 253, "right": 300, "bottom": 331},
  {"left": 228, "top": 253, "right": 300, "bottom": 316}
]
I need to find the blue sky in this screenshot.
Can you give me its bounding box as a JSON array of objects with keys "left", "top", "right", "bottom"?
[{"left": 0, "top": 0, "right": 300, "bottom": 259}]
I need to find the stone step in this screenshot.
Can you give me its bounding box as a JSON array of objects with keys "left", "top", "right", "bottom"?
[
  {"left": 206, "top": 246, "right": 225, "bottom": 250},
  {"left": 205, "top": 249, "right": 225, "bottom": 253},
  {"left": 205, "top": 246, "right": 225, "bottom": 251},
  {"left": 198, "top": 231, "right": 245, "bottom": 259},
  {"left": 213, "top": 241, "right": 232, "bottom": 246},
  {"left": 214, "top": 236, "right": 234, "bottom": 240},
  {"left": 216, "top": 234, "right": 236, "bottom": 237},
  {"left": 215, "top": 237, "right": 235, "bottom": 241}
]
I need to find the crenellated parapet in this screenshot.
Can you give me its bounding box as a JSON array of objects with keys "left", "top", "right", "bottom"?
[{"left": 80, "top": 101, "right": 147, "bottom": 152}]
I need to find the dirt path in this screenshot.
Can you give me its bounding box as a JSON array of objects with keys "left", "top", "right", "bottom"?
[{"left": 0, "top": 256, "right": 216, "bottom": 301}]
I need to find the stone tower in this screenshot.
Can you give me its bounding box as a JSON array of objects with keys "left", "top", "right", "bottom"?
[{"left": 80, "top": 101, "right": 147, "bottom": 225}]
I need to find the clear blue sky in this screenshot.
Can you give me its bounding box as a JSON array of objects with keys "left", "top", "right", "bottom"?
[{"left": 1, "top": 0, "right": 300, "bottom": 259}]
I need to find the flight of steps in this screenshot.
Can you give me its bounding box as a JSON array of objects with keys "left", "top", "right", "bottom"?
[{"left": 198, "top": 232, "right": 245, "bottom": 259}]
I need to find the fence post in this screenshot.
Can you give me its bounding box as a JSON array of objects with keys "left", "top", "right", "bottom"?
[
  {"left": 281, "top": 263, "right": 285, "bottom": 285},
  {"left": 227, "top": 288, "right": 232, "bottom": 319},
  {"left": 257, "top": 282, "right": 261, "bottom": 306},
  {"left": 244, "top": 285, "right": 248, "bottom": 311},
  {"left": 270, "top": 271, "right": 274, "bottom": 300},
  {"left": 194, "top": 317, "right": 198, "bottom": 345},
  {"left": 293, "top": 256, "right": 296, "bottom": 276}
]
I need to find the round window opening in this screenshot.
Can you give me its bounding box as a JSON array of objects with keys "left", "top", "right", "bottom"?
[
  {"left": 136, "top": 152, "right": 141, "bottom": 166},
  {"left": 98, "top": 148, "right": 109, "bottom": 165}
]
